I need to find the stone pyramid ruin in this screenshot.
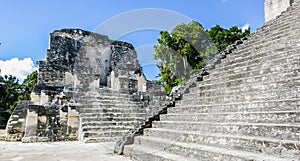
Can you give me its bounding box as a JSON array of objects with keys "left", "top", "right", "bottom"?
[
  {"left": 120, "top": 0, "right": 300, "bottom": 160},
  {"left": 3, "top": 0, "right": 300, "bottom": 160},
  {"left": 5, "top": 29, "right": 166, "bottom": 143}
]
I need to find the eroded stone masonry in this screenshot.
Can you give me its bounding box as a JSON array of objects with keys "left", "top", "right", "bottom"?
[{"left": 5, "top": 29, "right": 166, "bottom": 142}]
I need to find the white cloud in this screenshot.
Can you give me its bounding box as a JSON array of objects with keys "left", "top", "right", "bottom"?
[
  {"left": 0, "top": 57, "right": 37, "bottom": 82},
  {"left": 241, "top": 23, "right": 250, "bottom": 32}
]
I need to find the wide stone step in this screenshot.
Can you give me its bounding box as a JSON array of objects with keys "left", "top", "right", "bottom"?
[
  {"left": 80, "top": 112, "right": 146, "bottom": 118},
  {"left": 152, "top": 121, "right": 300, "bottom": 141},
  {"left": 160, "top": 110, "right": 300, "bottom": 124},
  {"left": 83, "top": 137, "right": 121, "bottom": 143},
  {"left": 189, "top": 70, "right": 299, "bottom": 96},
  {"left": 195, "top": 63, "right": 299, "bottom": 93},
  {"left": 131, "top": 136, "right": 293, "bottom": 161},
  {"left": 79, "top": 103, "right": 143, "bottom": 107},
  {"left": 219, "top": 44, "right": 296, "bottom": 74},
  {"left": 183, "top": 73, "right": 299, "bottom": 103},
  {"left": 79, "top": 107, "right": 146, "bottom": 113},
  {"left": 81, "top": 116, "right": 145, "bottom": 122},
  {"left": 216, "top": 49, "right": 299, "bottom": 75},
  {"left": 172, "top": 99, "right": 300, "bottom": 113},
  {"left": 81, "top": 121, "right": 143, "bottom": 127},
  {"left": 82, "top": 130, "right": 129, "bottom": 138},
  {"left": 82, "top": 126, "right": 135, "bottom": 132},
  {"left": 219, "top": 31, "right": 300, "bottom": 67},
  {"left": 220, "top": 40, "right": 299, "bottom": 70},
  {"left": 143, "top": 128, "right": 300, "bottom": 158},
  {"left": 206, "top": 62, "right": 299, "bottom": 88},
  {"left": 124, "top": 144, "right": 197, "bottom": 161},
  {"left": 77, "top": 97, "right": 138, "bottom": 103},
  {"left": 182, "top": 87, "right": 298, "bottom": 105},
  {"left": 206, "top": 61, "right": 299, "bottom": 87},
  {"left": 187, "top": 82, "right": 299, "bottom": 101}
]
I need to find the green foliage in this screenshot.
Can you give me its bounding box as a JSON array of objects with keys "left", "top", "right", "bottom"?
[
  {"left": 19, "top": 71, "right": 38, "bottom": 100},
  {"left": 0, "top": 71, "right": 37, "bottom": 128},
  {"left": 155, "top": 22, "right": 251, "bottom": 95},
  {"left": 154, "top": 21, "right": 217, "bottom": 95},
  {"left": 207, "top": 25, "right": 250, "bottom": 51}
]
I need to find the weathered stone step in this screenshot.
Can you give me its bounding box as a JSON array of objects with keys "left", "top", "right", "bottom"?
[
  {"left": 79, "top": 107, "right": 146, "bottom": 113},
  {"left": 215, "top": 45, "right": 299, "bottom": 77},
  {"left": 81, "top": 116, "right": 145, "bottom": 122},
  {"left": 181, "top": 90, "right": 298, "bottom": 106},
  {"left": 82, "top": 126, "right": 135, "bottom": 132},
  {"left": 187, "top": 81, "right": 299, "bottom": 99},
  {"left": 221, "top": 45, "right": 295, "bottom": 70},
  {"left": 221, "top": 31, "right": 300, "bottom": 66},
  {"left": 187, "top": 80, "right": 299, "bottom": 99},
  {"left": 172, "top": 99, "right": 300, "bottom": 114},
  {"left": 210, "top": 58, "right": 299, "bottom": 84},
  {"left": 81, "top": 121, "right": 143, "bottom": 127},
  {"left": 143, "top": 128, "right": 300, "bottom": 158},
  {"left": 79, "top": 103, "right": 143, "bottom": 107},
  {"left": 131, "top": 136, "right": 293, "bottom": 161},
  {"left": 201, "top": 65, "right": 299, "bottom": 89},
  {"left": 199, "top": 60, "right": 299, "bottom": 90},
  {"left": 80, "top": 112, "right": 146, "bottom": 118},
  {"left": 81, "top": 99, "right": 142, "bottom": 105},
  {"left": 83, "top": 137, "right": 121, "bottom": 143},
  {"left": 216, "top": 48, "right": 299, "bottom": 74},
  {"left": 78, "top": 96, "right": 143, "bottom": 102},
  {"left": 160, "top": 110, "right": 300, "bottom": 124},
  {"left": 152, "top": 121, "right": 300, "bottom": 141},
  {"left": 237, "top": 23, "right": 297, "bottom": 53},
  {"left": 82, "top": 130, "right": 129, "bottom": 138},
  {"left": 124, "top": 144, "right": 198, "bottom": 161},
  {"left": 184, "top": 73, "right": 299, "bottom": 99},
  {"left": 198, "top": 69, "right": 299, "bottom": 91}
]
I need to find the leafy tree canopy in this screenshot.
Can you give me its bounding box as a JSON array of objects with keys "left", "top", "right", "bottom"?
[
  {"left": 207, "top": 25, "right": 250, "bottom": 51},
  {"left": 0, "top": 71, "right": 37, "bottom": 128},
  {"left": 155, "top": 21, "right": 250, "bottom": 94}
]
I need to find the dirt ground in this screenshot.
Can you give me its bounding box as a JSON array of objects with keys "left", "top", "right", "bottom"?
[{"left": 0, "top": 141, "right": 133, "bottom": 161}]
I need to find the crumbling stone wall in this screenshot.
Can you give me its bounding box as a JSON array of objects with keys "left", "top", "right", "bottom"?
[{"left": 6, "top": 29, "right": 149, "bottom": 142}]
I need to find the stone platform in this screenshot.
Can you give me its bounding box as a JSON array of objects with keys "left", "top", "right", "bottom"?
[{"left": 0, "top": 141, "right": 132, "bottom": 161}]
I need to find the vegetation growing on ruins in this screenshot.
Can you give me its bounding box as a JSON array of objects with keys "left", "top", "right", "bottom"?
[
  {"left": 0, "top": 71, "right": 37, "bottom": 128},
  {"left": 207, "top": 25, "right": 251, "bottom": 52},
  {"left": 154, "top": 21, "right": 250, "bottom": 94}
]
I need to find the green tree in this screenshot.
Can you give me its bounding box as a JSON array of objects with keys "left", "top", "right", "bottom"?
[
  {"left": 19, "top": 71, "right": 38, "bottom": 100},
  {"left": 0, "top": 71, "right": 38, "bottom": 128},
  {"left": 207, "top": 25, "right": 250, "bottom": 51},
  {"left": 154, "top": 21, "right": 217, "bottom": 94},
  {"left": 0, "top": 75, "right": 21, "bottom": 127},
  {"left": 155, "top": 22, "right": 251, "bottom": 94}
]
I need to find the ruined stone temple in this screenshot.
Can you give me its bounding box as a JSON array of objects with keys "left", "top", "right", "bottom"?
[
  {"left": 3, "top": 0, "right": 300, "bottom": 160},
  {"left": 5, "top": 29, "right": 166, "bottom": 143}
]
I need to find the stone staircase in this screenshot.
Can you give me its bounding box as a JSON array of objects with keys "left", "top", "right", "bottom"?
[
  {"left": 123, "top": 1, "right": 300, "bottom": 160},
  {"left": 78, "top": 89, "right": 146, "bottom": 143}
]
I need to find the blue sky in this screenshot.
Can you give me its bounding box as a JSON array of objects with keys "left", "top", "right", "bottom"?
[{"left": 0, "top": 0, "right": 264, "bottom": 81}]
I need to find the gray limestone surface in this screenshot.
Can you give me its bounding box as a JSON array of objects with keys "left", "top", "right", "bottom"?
[{"left": 0, "top": 141, "right": 132, "bottom": 161}]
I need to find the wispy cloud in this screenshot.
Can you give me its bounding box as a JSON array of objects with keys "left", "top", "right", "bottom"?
[{"left": 0, "top": 57, "right": 37, "bottom": 82}]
